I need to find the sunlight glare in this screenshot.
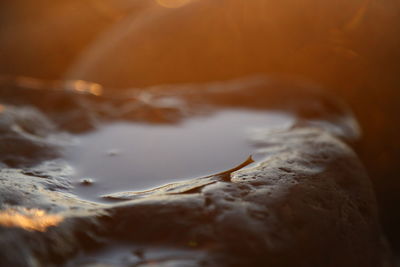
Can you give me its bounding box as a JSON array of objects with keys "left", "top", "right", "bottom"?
[
  {"left": 66, "top": 80, "right": 103, "bottom": 96},
  {"left": 0, "top": 208, "right": 63, "bottom": 232}
]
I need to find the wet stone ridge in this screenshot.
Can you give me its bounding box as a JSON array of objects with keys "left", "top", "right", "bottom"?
[{"left": 0, "top": 76, "right": 394, "bottom": 266}]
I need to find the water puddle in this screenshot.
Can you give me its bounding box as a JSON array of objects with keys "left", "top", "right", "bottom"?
[{"left": 64, "top": 109, "right": 294, "bottom": 202}]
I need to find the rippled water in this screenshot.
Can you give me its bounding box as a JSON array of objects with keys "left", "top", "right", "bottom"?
[{"left": 64, "top": 109, "right": 293, "bottom": 201}]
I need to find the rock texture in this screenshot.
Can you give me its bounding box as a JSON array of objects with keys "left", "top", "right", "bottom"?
[{"left": 0, "top": 76, "right": 394, "bottom": 266}]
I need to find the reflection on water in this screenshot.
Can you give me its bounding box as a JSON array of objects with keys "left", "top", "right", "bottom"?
[
  {"left": 64, "top": 110, "right": 293, "bottom": 201},
  {"left": 0, "top": 208, "right": 63, "bottom": 232}
]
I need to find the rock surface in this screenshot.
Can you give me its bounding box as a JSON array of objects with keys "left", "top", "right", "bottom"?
[{"left": 0, "top": 76, "right": 394, "bottom": 266}]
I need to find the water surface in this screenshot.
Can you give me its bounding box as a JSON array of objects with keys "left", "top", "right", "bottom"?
[{"left": 64, "top": 110, "right": 293, "bottom": 201}]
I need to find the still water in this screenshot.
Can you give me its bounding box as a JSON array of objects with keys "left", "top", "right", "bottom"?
[{"left": 64, "top": 110, "right": 294, "bottom": 201}]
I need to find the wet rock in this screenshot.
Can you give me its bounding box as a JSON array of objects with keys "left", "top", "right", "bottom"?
[
  {"left": 0, "top": 105, "right": 59, "bottom": 167},
  {"left": 0, "top": 77, "right": 394, "bottom": 266},
  {"left": 100, "top": 128, "right": 393, "bottom": 267},
  {"left": 1, "top": 0, "right": 399, "bottom": 251},
  {"left": 0, "top": 129, "right": 394, "bottom": 266},
  {"left": 62, "top": 0, "right": 400, "bottom": 244}
]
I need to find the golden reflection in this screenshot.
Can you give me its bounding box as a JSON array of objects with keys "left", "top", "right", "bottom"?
[
  {"left": 0, "top": 104, "right": 5, "bottom": 113},
  {"left": 65, "top": 80, "right": 103, "bottom": 96},
  {"left": 155, "top": 0, "right": 193, "bottom": 8},
  {"left": 0, "top": 208, "right": 63, "bottom": 232}
]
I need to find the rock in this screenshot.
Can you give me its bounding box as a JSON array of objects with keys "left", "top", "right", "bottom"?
[
  {"left": 0, "top": 105, "right": 59, "bottom": 167},
  {"left": 0, "top": 127, "right": 394, "bottom": 266},
  {"left": 62, "top": 0, "right": 400, "bottom": 241},
  {"left": 0, "top": 77, "right": 394, "bottom": 266},
  {"left": 1, "top": 0, "right": 399, "bottom": 247}
]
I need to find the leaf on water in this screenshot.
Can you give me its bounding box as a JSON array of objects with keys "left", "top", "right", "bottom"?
[{"left": 102, "top": 156, "right": 254, "bottom": 201}]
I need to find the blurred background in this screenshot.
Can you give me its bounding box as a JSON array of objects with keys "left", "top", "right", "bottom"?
[{"left": 0, "top": 0, "right": 399, "bottom": 251}]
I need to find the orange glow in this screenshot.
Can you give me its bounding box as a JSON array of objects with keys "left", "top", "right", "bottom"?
[
  {"left": 0, "top": 105, "right": 5, "bottom": 113},
  {"left": 155, "top": 0, "right": 193, "bottom": 8},
  {"left": 0, "top": 208, "right": 63, "bottom": 232},
  {"left": 65, "top": 80, "right": 103, "bottom": 96},
  {"left": 15, "top": 77, "right": 46, "bottom": 90}
]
